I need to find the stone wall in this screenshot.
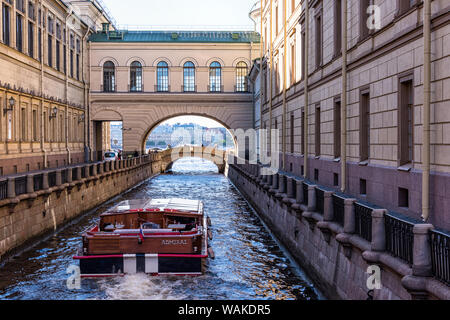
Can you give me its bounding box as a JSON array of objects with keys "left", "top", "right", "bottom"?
[
  {"left": 0, "top": 155, "right": 162, "bottom": 262},
  {"left": 226, "top": 158, "right": 450, "bottom": 300}
]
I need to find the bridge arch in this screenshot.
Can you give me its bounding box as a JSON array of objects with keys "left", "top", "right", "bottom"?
[
  {"left": 159, "top": 146, "right": 227, "bottom": 173},
  {"left": 141, "top": 113, "right": 237, "bottom": 154}
]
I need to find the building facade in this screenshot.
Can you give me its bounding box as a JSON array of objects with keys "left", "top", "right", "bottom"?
[
  {"left": 0, "top": 0, "right": 112, "bottom": 175},
  {"left": 88, "top": 29, "right": 260, "bottom": 159},
  {"left": 255, "top": 0, "right": 450, "bottom": 230}
]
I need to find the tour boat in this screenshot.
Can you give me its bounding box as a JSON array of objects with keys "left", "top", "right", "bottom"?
[{"left": 73, "top": 198, "right": 213, "bottom": 277}]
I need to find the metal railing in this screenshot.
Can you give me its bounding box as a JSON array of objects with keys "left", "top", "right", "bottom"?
[
  {"left": 302, "top": 182, "right": 308, "bottom": 205},
  {"left": 332, "top": 195, "right": 345, "bottom": 226},
  {"left": 385, "top": 213, "right": 415, "bottom": 265},
  {"left": 430, "top": 229, "right": 450, "bottom": 285},
  {"left": 48, "top": 172, "right": 57, "bottom": 188},
  {"left": 33, "top": 174, "right": 43, "bottom": 191},
  {"left": 354, "top": 202, "right": 373, "bottom": 242},
  {"left": 15, "top": 176, "right": 27, "bottom": 196},
  {"left": 0, "top": 180, "right": 7, "bottom": 200},
  {"left": 315, "top": 188, "right": 324, "bottom": 215}
]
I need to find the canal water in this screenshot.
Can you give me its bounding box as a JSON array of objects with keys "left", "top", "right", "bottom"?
[{"left": 0, "top": 158, "right": 322, "bottom": 300}]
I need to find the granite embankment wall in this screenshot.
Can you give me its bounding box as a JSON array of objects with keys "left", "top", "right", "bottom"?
[
  {"left": 226, "top": 158, "right": 450, "bottom": 300},
  {"left": 0, "top": 155, "right": 162, "bottom": 262}
]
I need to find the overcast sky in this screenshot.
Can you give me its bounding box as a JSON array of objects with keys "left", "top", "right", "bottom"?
[{"left": 104, "top": 0, "right": 258, "bottom": 30}]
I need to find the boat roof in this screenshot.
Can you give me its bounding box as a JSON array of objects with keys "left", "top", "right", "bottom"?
[{"left": 105, "top": 198, "right": 203, "bottom": 214}]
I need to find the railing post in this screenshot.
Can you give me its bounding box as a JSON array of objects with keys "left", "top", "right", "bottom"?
[
  {"left": 344, "top": 198, "right": 357, "bottom": 234},
  {"left": 307, "top": 185, "right": 316, "bottom": 212},
  {"left": 43, "top": 172, "right": 49, "bottom": 189},
  {"left": 67, "top": 167, "right": 73, "bottom": 183},
  {"left": 323, "top": 191, "right": 334, "bottom": 221},
  {"left": 98, "top": 162, "right": 104, "bottom": 175},
  {"left": 26, "top": 174, "right": 34, "bottom": 194},
  {"left": 295, "top": 179, "right": 303, "bottom": 204},
  {"left": 7, "top": 178, "right": 15, "bottom": 198},
  {"left": 371, "top": 209, "right": 387, "bottom": 252},
  {"left": 55, "top": 170, "right": 62, "bottom": 186},
  {"left": 286, "top": 177, "right": 294, "bottom": 198},
  {"left": 92, "top": 164, "right": 97, "bottom": 176},
  {"left": 412, "top": 223, "right": 434, "bottom": 277}
]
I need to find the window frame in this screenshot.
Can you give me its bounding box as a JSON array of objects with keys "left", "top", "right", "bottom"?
[
  {"left": 209, "top": 61, "right": 222, "bottom": 92},
  {"left": 130, "top": 61, "right": 143, "bottom": 92},
  {"left": 183, "top": 61, "right": 196, "bottom": 92},
  {"left": 156, "top": 61, "right": 169, "bottom": 92},
  {"left": 103, "top": 61, "right": 116, "bottom": 92},
  {"left": 235, "top": 61, "right": 248, "bottom": 92}
]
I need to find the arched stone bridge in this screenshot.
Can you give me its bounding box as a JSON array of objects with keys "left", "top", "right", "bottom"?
[{"left": 158, "top": 146, "right": 228, "bottom": 173}]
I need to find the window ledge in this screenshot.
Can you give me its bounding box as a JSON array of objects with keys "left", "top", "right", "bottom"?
[
  {"left": 333, "top": 157, "right": 341, "bottom": 163},
  {"left": 358, "top": 160, "right": 369, "bottom": 166},
  {"left": 314, "top": 156, "right": 320, "bottom": 160},
  {"left": 397, "top": 164, "right": 412, "bottom": 172}
]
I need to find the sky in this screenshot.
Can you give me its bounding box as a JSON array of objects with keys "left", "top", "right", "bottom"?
[
  {"left": 104, "top": 0, "right": 259, "bottom": 30},
  {"left": 106, "top": 0, "right": 258, "bottom": 128}
]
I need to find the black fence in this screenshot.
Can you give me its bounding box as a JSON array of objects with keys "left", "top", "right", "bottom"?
[
  {"left": 332, "top": 195, "right": 345, "bottom": 226},
  {"left": 33, "top": 174, "right": 43, "bottom": 191},
  {"left": 385, "top": 213, "right": 415, "bottom": 265},
  {"left": 61, "top": 170, "right": 67, "bottom": 184},
  {"left": 48, "top": 172, "right": 57, "bottom": 188},
  {"left": 15, "top": 176, "right": 27, "bottom": 196},
  {"left": 302, "top": 183, "right": 308, "bottom": 205},
  {"left": 354, "top": 202, "right": 373, "bottom": 242},
  {"left": 315, "top": 188, "right": 324, "bottom": 215},
  {"left": 430, "top": 229, "right": 450, "bottom": 285},
  {"left": 0, "top": 180, "right": 7, "bottom": 200}
]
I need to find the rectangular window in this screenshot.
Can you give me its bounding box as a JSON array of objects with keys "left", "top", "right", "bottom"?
[
  {"left": 70, "top": 50, "right": 73, "bottom": 78},
  {"left": 275, "top": 5, "right": 278, "bottom": 35},
  {"left": 334, "top": 99, "right": 341, "bottom": 159},
  {"left": 63, "top": 44, "right": 66, "bottom": 74},
  {"left": 48, "top": 36, "right": 52, "bottom": 67},
  {"left": 59, "top": 114, "right": 64, "bottom": 142},
  {"left": 360, "top": 179, "right": 367, "bottom": 195},
  {"left": 28, "top": 21, "right": 34, "bottom": 57},
  {"left": 301, "top": 109, "right": 305, "bottom": 154},
  {"left": 360, "top": 0, "right": 371, "bottom": 40},
  {"left": 7, "top": 110, "right": 12, "bottom": 140},
  {"left": 315, "top": 104, "right": 321, "bottom": 156},
  {"left": 360, "top": 90, "right": 370, "bottom": 161},
  {"left": 43, "top": 111, "right": 47, "bottom": 141},
  {"left": 76, "top": 54, "right": 80, "bottom": 80},
  {"left": 55, "top": 40, "right": 60, "bottom": 71},
  {"left": 334, "top": 0, "right": 342, "bottom": 56},
  {"left": 32, "top": 110, "right": 37, "bottom": 141},
  {"left": 38, "top": 28, "right": 42, "bottom": 61},
  {"left": 398, "top": 0, "right": 415, "bottom": 15},
  {"left": 315, "top": 12, "right": 322, "bottom": 69},
  {"left": 16, "top": 14, "right": 23, "bottom": 52},
  {"left": 301, "top": 30, "right": 305, "bottom": 80},
  {"left": 21, "top": 108, "right": 26, "bottom": 141},
  {"left": 399, "top": 78, "right": 413, "bottom": 166},
  {"left": 2, "top": 4, "right": 10, "bottom": 46},
  {"left": 290, "top": 113, "right": 294, "bottom": 153},
  {"left": 290, "top": 42, "right": 295, "bottom": 85}
]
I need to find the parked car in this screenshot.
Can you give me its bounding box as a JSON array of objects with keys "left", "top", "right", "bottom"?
[{"left": 104, "top": 151, "right": 118, "bottom": 161}]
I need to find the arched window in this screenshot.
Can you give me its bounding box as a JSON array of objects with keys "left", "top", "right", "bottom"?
[
  {"left": 157, "top": 61, "right": 169, "bottom": 92},
  {"left": 209, "top": 61, "right": 222, "bottom": 92},
  {"left": 236, "top": 61, "right": 248, "bottom": 92},
  {"left": 183, "top": 61, "right": 195, "bottom": 92},
  {"left": 103, "top": 61, "right": 115, "bottom": 92},
  {"left": 130, "top": 61, "right": 142, "bottom": 92}
]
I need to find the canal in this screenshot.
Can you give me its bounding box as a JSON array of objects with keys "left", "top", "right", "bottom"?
[{"left": 0, "top": 158, "right": 323, "bottom": 300}]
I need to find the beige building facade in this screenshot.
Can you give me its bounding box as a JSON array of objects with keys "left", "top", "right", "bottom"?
[
  {"left": 88, "top": 30, "right": 260, "bottom": 158},
  {"left": 255, "top": 0, "right": 450, "bottom": 229},
  {"left": 0, "top": 0, "right": 112, "bottom": 175}
]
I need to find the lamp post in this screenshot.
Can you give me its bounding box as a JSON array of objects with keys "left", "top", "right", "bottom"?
[
  {"left": 49, "top": 106, "right": 58, "bottom": 120},
  {"left": 3, "top": 96, "right": 15, "bottom": 115}
]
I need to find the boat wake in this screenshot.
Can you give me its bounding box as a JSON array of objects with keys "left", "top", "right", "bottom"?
[{"left": 99, "top": 274, "right": 189, "bottom": 300}]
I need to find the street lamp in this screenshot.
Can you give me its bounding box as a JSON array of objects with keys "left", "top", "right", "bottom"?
[
  {"left": 49, "top": 107, "right": 58, "bottom": 120},
  {"left": 3, "top": 96, "right": 15, "bottom": 115}
]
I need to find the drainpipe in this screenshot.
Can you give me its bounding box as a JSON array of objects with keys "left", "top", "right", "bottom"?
[
  {"left": 303, "top": 0, "right": 309, "bottom": 179},
  {"left": 65, "top": 8, "right": 75, "bottom": 165},
  {"left": 39, "top": 0, "right": 47, "bottom": 168},
  {"left": 269, "top": 0, "right": 273, "bottom": 161},
  {"left": 340, "top": 0, "right": 348, "bottom": 193},
  {"left": 260, "top": 0, "right": 264, "bottom": 162},
  {"left": 282, "top": 0, "right": 287, "bottom": 170},
  {"left": 422, "top": 0, "right": 431, "bottom": 221}
]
